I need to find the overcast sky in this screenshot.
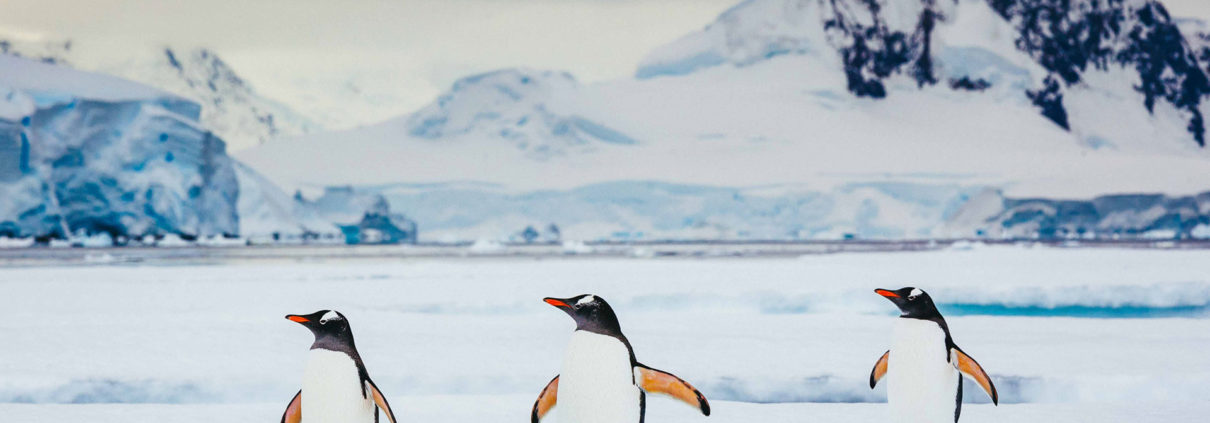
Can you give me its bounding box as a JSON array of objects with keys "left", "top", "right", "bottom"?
[{"left": 3, "top": 0, "right": 1210, "bottom": 115}]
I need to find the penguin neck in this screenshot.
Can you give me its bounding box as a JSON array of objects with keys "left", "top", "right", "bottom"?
[
  {"left": 900, "top": 309, "right": 946, "bottom": 325},
  {"left": 310, "top": 331, "right": 360, "bottom": 358}
]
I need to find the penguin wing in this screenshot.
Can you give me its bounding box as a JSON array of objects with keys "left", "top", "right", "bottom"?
[
  {"left": 634, "top": 363, "right": 710, "bottom": 416},
  {"left": 951, "top": 346, "right": 998, "bottom": 405},
  {"left": 365, "top": 378, "right": 400, "bottom": 423},
  {"left": 531, "top": 375, "right": 559, "bottom": 423},
  {"left": 869, "top": 350, "right": 890, "bottom": 389},
  {"left": 280, "top": 390, "right": 302, "bottom": 423}
]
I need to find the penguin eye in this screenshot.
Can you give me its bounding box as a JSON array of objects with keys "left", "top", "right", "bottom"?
[{"left": 907, "top": 295, "right": 918, "bottom": 301}]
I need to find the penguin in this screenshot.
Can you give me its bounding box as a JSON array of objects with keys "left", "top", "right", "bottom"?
[
  {"left": 280, "top": 310, "right": 399, "bottom": 423},
  {"left": 531, "top": 294, "right": 710, "bottom": 423},
  {"left": 868, "top": 287, "right": 998, "bottom": 423}
]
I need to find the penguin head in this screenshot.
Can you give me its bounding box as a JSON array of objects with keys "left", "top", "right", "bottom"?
[
  {"left": 543, "top": 294, "right": 623, "bottom": 335},
  {"left": 875, "top": 287, "right": 942, "bottom": 319},
  {"left": 285, "top": 310, "right": 352, "bottom": 340}
]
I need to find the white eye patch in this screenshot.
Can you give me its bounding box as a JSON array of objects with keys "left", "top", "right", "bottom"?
[
  {"left": 910, "top": 288, "right": 923, "bottom": 297},
  {"left": 320, "top": 310, "right": 342, "bottom": 323},
  {"left": 576, "top": 295, "right": 596, "bottom": 306}
]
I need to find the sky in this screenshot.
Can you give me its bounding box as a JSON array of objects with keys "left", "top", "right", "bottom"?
[{"left": 2, "top": 0, "right": 1210, "bottom": 123}]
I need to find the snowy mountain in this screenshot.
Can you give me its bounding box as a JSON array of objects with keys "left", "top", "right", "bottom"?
[
  {"left": 0, "top": 54, "right": 335, "bottom": 242},
  {"left": 236, "top": 0, "right": 1210, "bottom": 241},
  {"left": 0, "top": 34, "right": 317, "bottom": 151},
  {"left": 1178, "top": 18, "right": 1210, "bottom": 75},
  {"left": 407, "top": 69, "right": 637, "bottom": 159},
  {"left": 640, "top": 0, "right": 1210, "bottom": 146}
]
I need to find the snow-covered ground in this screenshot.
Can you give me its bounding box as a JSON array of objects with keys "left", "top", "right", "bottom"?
[{"left": 1, "top": 245, "right": 1207, "bottom": 421}]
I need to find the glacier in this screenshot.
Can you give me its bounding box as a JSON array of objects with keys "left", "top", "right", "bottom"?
[
  {"left": 0, "top": 54, "right": 335, "bottom": 242},
  {"left": 293, "top": 182, "right": 1210, "bottom": 242}
]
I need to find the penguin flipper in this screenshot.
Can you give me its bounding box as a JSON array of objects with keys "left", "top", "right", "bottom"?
[
  {"left": 951, "top": 347, "right": 998, "bottom": 405},
  {"left": 365, "top": 378, "right": 399, "bottom": 423},
  {"left": 634, "top": 363, "right": 710, "bottom": 416},
  {"left": 532, "top": 375, "right": 559, "bottom": 423},
  {"left": 869, "top": 350, "right": 890, "bottom": 389},
  {"left": 280, "top": 390, "right": 302, "bottom": 423}
]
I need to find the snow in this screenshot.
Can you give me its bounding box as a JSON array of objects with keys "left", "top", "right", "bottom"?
[
  {"left": 241, "top": 46, "right": 1210, "bottom": 202},
  {"left": 562, "top": 240, "right": 594, "bottom": 254},
  {"left": 232, "top": 161, "right": 338, "bottom": 239},
  {"left": 156, "top": 234, "right": 190, "bottom": 247},
  {"left": 467, "top": 239, "right": 506, "bottom": 254},
  {"left": 0, "top": 246, "right": 1207, "bottom": 423},
  {"left": 0, "top": 400, "right": 1203, "bottom": 423},
  {"left": 636, "top": 0, "right": 836, "bottom": 79},
  {"left": 0, "top": 237, "right": 34, "bottom": 248},
  {"left": 0, "top": 54, "right": 178, "bottom": 105},
  {"left": 243, "top": 52, "right": 1210, "bottom": 198},
  {"left": 933, "top": 0, "right": 1049, "bottom": 92}
]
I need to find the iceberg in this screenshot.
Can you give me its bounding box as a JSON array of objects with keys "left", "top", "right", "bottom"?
[{"left": 0, "top": 54, "right": 334, "bottom": 242}]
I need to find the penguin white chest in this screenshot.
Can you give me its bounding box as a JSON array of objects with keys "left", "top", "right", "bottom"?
[
  {"left": 302, "top": 349, "right": 377, "bottom": 423},
  {"left": 887, "top": 318, "right": 961, "bottom": 423},
  {"left": 558, "top": 331, "right": 641, "bottom": 423}
]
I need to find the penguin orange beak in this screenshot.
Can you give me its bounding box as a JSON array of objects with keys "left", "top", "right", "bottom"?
[
  {"left": 875, "top": 289, "right": 900, "bottom": 298},
  {"left": 544, "top": 298, "right": 571, "bottom": 308},
  {"left": 286, "top": 315, "right": 310, "bottom": 323}
]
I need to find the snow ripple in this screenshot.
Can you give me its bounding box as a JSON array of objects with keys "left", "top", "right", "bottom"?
[
  {"left": 3, "top": 373, "right": 1202, "bottom": 405},
  {"left": 0, "top": 379, "right": 219, "bottom": 404},
  {"left": 365, "top": 283, "right": 1210, "bottom": 318}
]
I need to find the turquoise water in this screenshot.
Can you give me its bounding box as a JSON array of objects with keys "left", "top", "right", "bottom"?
[{"left": 940, "top": 303, "right": 1210, "bottom": 318}]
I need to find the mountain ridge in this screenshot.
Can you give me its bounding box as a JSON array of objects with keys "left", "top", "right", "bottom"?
[
  {"left": 0, "top": 34, "right": 317, "bottom": 151},
  {"left": 638, "top": 0, "right": 1210, "bottom": 147}
]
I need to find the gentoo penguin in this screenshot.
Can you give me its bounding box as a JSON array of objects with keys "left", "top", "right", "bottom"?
[
  {"left": 531, "top": 294, "right": 710, "bottom": 423},
  {"left": 280, "top": 310, "right": 399, "bottom": 423},
  {"left": 868, "top": 288, "right": 998, "bottom": 423}
]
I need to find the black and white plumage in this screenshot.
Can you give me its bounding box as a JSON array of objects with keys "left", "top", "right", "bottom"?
[
  {"left": 869, "top": 288, "right": 998, "bottom": 423},
  {"left": 532, "top": 294, "right": 710, "bottom": 423},
  {"left": 281, "top": 310, "right": 399, "bottom": 423}
]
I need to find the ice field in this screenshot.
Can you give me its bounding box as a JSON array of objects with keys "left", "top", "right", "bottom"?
[{"left": 1, "top": 245, "right": 1208, "bottom": 422}]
